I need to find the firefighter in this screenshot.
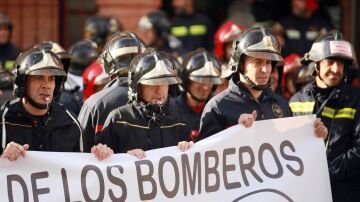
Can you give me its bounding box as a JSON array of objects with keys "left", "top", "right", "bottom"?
[
  {"left": 197, "top": 24, "right": 327, "bottom": 141},
  {"left": 78, "top": 32, "right": 145, "bottom": 152},
  {"left": 0, "top": 13, "right": 21, "bottom": 105},
  {"left": 0, "top": 64, "right": 12, "bottom": 96},
  {"left": 138, "top": 10, "right": 183, "bottom": 56},
  {"left": 173, "top": 48, "right": 221, "bottom": 141},
  {"left": 289, "top": 30, "right": 360, "bottom": 202},
  {"left": 0, "top": 47, "right": 112, "bottom": 161},
  {"left": 84, "top": 15, "right": 122, "bottom": 52},
  {"left": 97, "top": 48, "right": 192, "bottom": 158},
  {"left": 59, "top": 40, "right": 99, "bottom": 115}
]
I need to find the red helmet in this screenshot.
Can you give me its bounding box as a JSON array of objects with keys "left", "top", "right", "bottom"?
[
  {"left": 82, "top": 61, "right": 109, "bottom": 100},
  {"left": 214, "top": 21, "right": 245, "bottom": 61}
]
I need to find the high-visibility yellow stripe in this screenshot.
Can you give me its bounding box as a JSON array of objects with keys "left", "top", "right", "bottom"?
[
  {"left": 321, "top": 112, "right": 334, "bottom": 119},
  {"left": 321, "top": 107, "right": 356, "bottom": 119},
  {"left": 338, "top": 108, "right": 356, "bottom": 114},
  {"left": 189, "top": 25, "right": 207, "bottom": 35},
  {"left": 290, "top": 102, "right": 356, "bottom": 119},
  {"left": 160, "top": 123, "right": 186, "bottom": 129},
  {"left": 335, "top": 108, "right": 356, "bottom": 119},
  {"left": 4, "top": 60, "right": 14, "bottom": 70},
  {"left": 334, "top": 114, "right": 355, "bottom": 119},
  {"left": 289, "top": 102, "right": 315, "bottom": 113},
  {"left": 171, "top": 26, "right": 188, "bottom": 37}
]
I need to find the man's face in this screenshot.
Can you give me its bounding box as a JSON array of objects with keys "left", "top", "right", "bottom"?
[
  {"left": 317, "top": 58, "right": 344, "bottom": 88},
  {"left": 188, "top": 80, "right": 213, "bottom": 101},
  {"left": 139, "top": 84, "right": 169, "bottom": 105},
  {"left": 0, "top": 25, "right": 10, "bottom": 44},
  {"left": 224, "top": 42, "right": 232, "bottom": 62},
  {"left": 25, "top": 75, "right": 56, "bottom": 105},
  {"left": 140, "top": 28, "right": 157, "bottom": 47},
  {"left": 243, "top": 55, "right": 272, "bottom": 86},
  {"left": 292, "top": 0, "right": 307, "bottom": 17},
  {"left": 172, "top": 0, "right": 192, "bottom": 15}
]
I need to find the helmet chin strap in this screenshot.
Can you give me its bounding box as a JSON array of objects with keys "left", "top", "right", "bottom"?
[
  {"left": 139, "top": 98, "right": 168, "bottom": 117},
  {"left": 187, "top": 91, "right": 208, "bottom": 103},
  {"left": 25, "top": 96, "right": 50, "bottom": 110},
  {"left": 240, "top": 73, "right": 269, "bottom": 91},
  {"left": 315, "top": 63, "right": 333, "bottom": 89}
]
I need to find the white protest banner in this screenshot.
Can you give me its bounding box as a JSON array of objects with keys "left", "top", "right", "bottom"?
[{"left": 0, "top": 115, "right": 332, "bottom": 202}]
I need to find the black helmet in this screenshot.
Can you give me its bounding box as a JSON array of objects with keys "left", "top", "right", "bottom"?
[
  {"left": 301, "top": 30, "right": 356, "bottom": 67},
  {"left": 68, "top": 40, "right": 99, "bottom": 76},
  {"left": 13, "top": 48, "right": 66, "bottom": 108},
  {"left": 0, "top": 12, "right": 12, "bottom": 32},
  {"left": 128, "top": 48, "right": 181, "bottom": 102},
  {"left": 225, "top": 24, "right": 283, "bottom": 78},
  {"left": 139, "top": 11, "right": 170, "bottom": 37},
  {"left": 100, "top": 32, "right": 145, "bottom": 76},
  {"left": 33, "top": 41, "right": 72, "bottom": 73},
  {"left": 181, "top": 48, "right": 222, "bottom": 91},
  {"left": 84, "top": 16, "right": 122, "bottom": 46},
  {"left": 138, "top": 11, "right": 181, "bottom": 49},
  {"left": 0, "top": 65, "right": 12, "bottom": 88}
]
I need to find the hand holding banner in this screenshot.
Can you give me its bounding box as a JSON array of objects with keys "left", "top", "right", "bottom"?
[{"left": 0, "top": 115, "right": 332, "bottom": 202}]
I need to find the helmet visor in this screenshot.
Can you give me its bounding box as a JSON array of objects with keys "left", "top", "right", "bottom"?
[
  {"left": 28, "top": 68, "right": 66, "bottom": 76},
  {"left": 245, "top": 35, "right": 283, "bottom": 62},
  {"left": 24, "top": 51, "right": 66, "bottom": 76},
  {"left": 189, "top": 59, "right": 221, "bottom": 84},
  {"left": 244, "top": 51, "right": 283, "bottom": 62},
  {"left": 303, "top": 40, "right": 355, "bottom": 66},
  {"left": 189, "top": 76, "right": 222, "bottom": 84},
  {"left": 139, "top": 59, "right": 181, "bottom": 85},
  {"left": 140, "top": 76, "right": 181, "bottom": 86}
]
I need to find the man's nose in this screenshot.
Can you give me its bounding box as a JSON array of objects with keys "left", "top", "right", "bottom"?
[{"left": 331, "top": 62, "right": 342, "bottom": 72}]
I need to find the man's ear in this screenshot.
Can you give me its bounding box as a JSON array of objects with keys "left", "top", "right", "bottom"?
[{"left": 313, "top": 62, "right": 320, "bottom": 76}]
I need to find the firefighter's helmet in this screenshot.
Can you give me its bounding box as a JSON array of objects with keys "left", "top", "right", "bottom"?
[
  {"left": 68, "top": 40, "right": 99, "bottom": 76},
  {"left": 214, "top": 21, "right": 245, "bottom": 61},
  {"left": 301, "top": 30, "right": 356, "bottom": 68},
  {"left": 82, "top": 61, "right": 109, "bottom": 100},
  {"left": 180, "top": 48, "right": 222, "bottom": 92},
  {"left": 225, "top": 24, "right": 283, "bottom": 78},
  {"left": 34, "top": 41, "right": 72, "bottom": 73},
  {"left": 13, "top": 48, "right": 66, "bottom": 108},
  {"left": 100, "top": 32, "right": 145, "bottom": 76},
  {"left": 84, "top": 16, "right": 122, "bottom": 46},
  {"left": 128, "top": 48, "right": 181, "bottom": 102}
]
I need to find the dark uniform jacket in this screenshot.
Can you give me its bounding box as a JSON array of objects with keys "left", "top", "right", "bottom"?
[
  {"left": 173, "top": 94, "right": 203, "bottom": 141},
  {"left": 198, "top": 78, "right": 292, "bottom": 141},
  {"left": 290, "top": 81, "right": 360, "bottom": 202},
  {"left": 171, "top": 13, "right": 214, "bottom": 52},
  {"left": 97, "top": 101, "right": 188, "bottom": 153},
  {"left": 0, "top": 99, "right": 82, "bottom": 154},
  {"left": 0, "top": 42, "right": 21, "bottom": 106},
  {"left": 279, "top": 13, "right": 332, "bottom": 57},
  {"left": 78, "top": 76, "right": 128, "bottom": 152}
]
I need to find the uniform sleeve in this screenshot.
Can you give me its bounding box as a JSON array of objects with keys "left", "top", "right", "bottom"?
[
  {"left": 78, "top": 101, "right": 97, "bottom": 152},
  {"left": 328, "top": 111, "right": 360, "bottom": 180},
  {"left": 96, "top": 109, "right": 120, "bottom": 153},
  {"left": 197, "top": 102, "right": 224, "bottom": 141}
]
